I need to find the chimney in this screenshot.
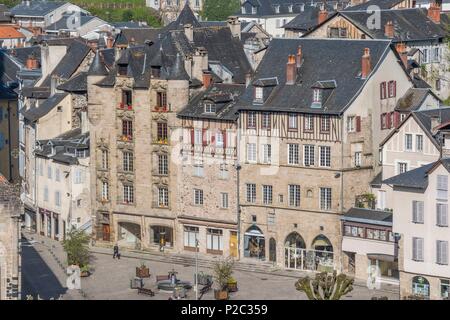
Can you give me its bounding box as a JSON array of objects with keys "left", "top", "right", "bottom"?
[
  {"left": 318, "top": 9, "right": 328, "bottom": 25},
  {"left": 184, "top": 24, "right": 193, "bottom": 42},
  {"left": 428, "top": 2, "right": 441, "bottom": 24},
  {"left": 296, "top": 46, "right": 302, "bottom": 68},
  {"left": 245, "top": 73, "right": 252, "bottom": 88},
  {"left": 26, "top": 54, "right": 38, "bottom": 70},
  {"left": 50, "top": 75, "right": 59, "bottom": 95},
  {"left": 129, "top": 37, "right": 136, "bottom": 46},
  {"left": 395, "top": 42, "right": 408, "bottom": 69},
  {"left": 431, "top": 115, "right": 441, "bottom": 134},
  {"left": 81, "top": 108, "right": 89, "bottom": 134},
  {"left": 202, "top": 70, "right": 212, "bottom": 88},
  {"left": 361, "top": 48, "right": 371, "bottom": 79},
  {"left": 384, "top": 21, "right": 394, "bottom": 38},
  {"left": 286, "top": 55, "right": 296, "bottom": 85},
  {"left": 227, "top": 16, "right": 241, "bottom": 40},
  {"left": 106, "top": 36, "right": 114, "bottom": 49}
]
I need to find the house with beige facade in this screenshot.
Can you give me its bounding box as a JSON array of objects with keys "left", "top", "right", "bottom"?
[
  {"left": 383, "top": 158, "right": 450, "bottom": 299},
  {"left": 302, "top": 5, "right": 450, "bottom": 99},
  {"left": 233, "top": 37, "right": 413, "bottom": 271}
]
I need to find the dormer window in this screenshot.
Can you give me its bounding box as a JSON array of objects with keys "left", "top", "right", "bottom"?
[
  {"left": 151, "top": 66, "right": 161, "bottom": 78},
  {"left": 241, "top": 6, "right": 246, "bottom": 14},
  {"left": 288, "top": 5, "right": 293, "bottom": 13},
  {"left": 252, "top": 6, "right": 257, "bottom": 14},
  {"left": 118, "top": 64, "right": 128, "bottom": 76},
  {"left": 274, "top": 5, "right": 280, "bottom": 13},
  {"left": 204, "top": 102, "right": 216, "bottom": 113},
  {"left": 255, "top": 87, "right": 263, "bottom": 101},
  {"left": 313, "top": 89, "right": 322, "bottom": 103}
]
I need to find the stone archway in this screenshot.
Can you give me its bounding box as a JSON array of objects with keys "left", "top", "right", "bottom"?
[
  {"left": 117, "top": 221, "right": 142, "bottom": 249},
  {"left": 412, "top": 276, "right": 430, "bottom": 298},
  {"left": 284, "top": 232, "right": 307, "bottom": 269},
  {"left": 243, "top": 225, "right": 265, "bottom": 260}
]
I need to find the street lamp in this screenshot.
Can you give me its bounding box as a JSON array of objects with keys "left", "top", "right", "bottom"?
[
  {"left": 195, "top": 238, "right": 199, "bottom": 300},
  {"left": 235, "top": 162, "right": 242, "bottom": 260}
]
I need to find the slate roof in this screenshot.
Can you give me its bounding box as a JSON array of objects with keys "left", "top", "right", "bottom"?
[
  {"left": 10, "top": 1, "right": 66, "bottom": 17},
  {"left": 40, "top": 39, "right": 90, "bottom": 87},
  {"left": 6, "top": 45, "right": 41, "bottom": 66},
  {"left": 35, "top": 128, "right": 89, "bottom": 165},
  {"left": 283, "top": 5, "right": 335, "bottom": 31},
  {"left": 115, "top": 28, "right": 162, "bottom": 46},
  {"left": 178, "top": 83, "right": 246, "bottom": 121},
  {"left": 345, "top": 0, "right": 405, "bottom": 10},
  {"left": 0, "top": 4, "right": 12, "bottom": 23},
  {"left": 45, "top": 14, "right": 101, "bottom": 32},
  {"left": 338, "top": 9, "right": 445, "bottom": 42},
  {"left": 88, "top": 50, "right": 109, "bottom": 76},
  {"left": 112, "top": 22, "right": 149, "bottom": 29},
  {"left": 395, "top": 88, "right": 441, "bottom": 112},
  {"left": 383, "top": 161, "right": 436, "bottom": 189},
  {"left": 235, "top": 38, "right": 394, "bottom": 114},
  {"left": 165, "top": 2, "right": 201, "bottom": 30},
  {"left": 57, "top": 71, "right": 87, "bottom": 92},
  {"left": 238, "top": 0, "right": 348, "bottom": 17},
  {"left": 342, "top": 207, "right": 393, "bottom": 226},
  {"left": 20, "top": 92, "right": 68, "bottom": 122}
]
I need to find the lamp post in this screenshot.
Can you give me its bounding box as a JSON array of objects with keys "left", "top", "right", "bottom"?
[{"left": 195, "top": 238, "right": 199, "bottom": 300}]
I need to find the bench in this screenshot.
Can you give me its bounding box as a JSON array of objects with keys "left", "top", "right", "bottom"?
[
  {"left": 156, "top": 275, "right": 169, "bottom": 282},
  {"left": 137, "top": 287, "right": 155, "bottom": 296}
]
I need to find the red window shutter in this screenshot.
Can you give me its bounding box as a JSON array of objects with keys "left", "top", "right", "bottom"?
[
  {"left": 393, "top": 81, "right": 397, "bottom": 97},
  {"left": 211, "top": 133, "right": 215, "bottom": 145},
  {"left": 356, "top": 116, "right": 361, "bottom": 132},
  {"left": 380, "top": 114, "right": 385, "bottom": 129},
  {"left": 386, "top": 112, "right": 392, "bottom": 128},
  {"left": 202, "top": 129, "right": 207, "bottom": 146},
  {"left": 380, "top": 83, "right": 384, "bottom": 99},
  {"left": 394, "top": 111, "right": 400, "bottom": 128},
  {"left": 223, "top": 130, "right": 227, "bottom": 148},
  {"left": 190, "top": 128, "right": 194, "bottom": 145}
]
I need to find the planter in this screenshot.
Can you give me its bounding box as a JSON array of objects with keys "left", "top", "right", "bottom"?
[
  {"left": 136, "top": 266, "right": 150, "bottom": 278},
  {"left": 214, "top": 289, "right": 229, "bottom": 300},
  {"left": 227, "top": 281, "right": 238, "bottom": 292}
]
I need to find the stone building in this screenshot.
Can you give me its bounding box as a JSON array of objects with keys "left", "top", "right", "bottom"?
[
  {"left": 234, "top": 38, "right": 413, "bottom": 271},
  {"left": 0, "top": 174, "right": 21, "bottom": 300},
  {"left": 146, "top": 0, "right": 203, "bottom": 26}
]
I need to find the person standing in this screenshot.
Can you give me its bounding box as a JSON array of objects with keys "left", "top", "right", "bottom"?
[{"left": 113, "top": 244, "right": 120, "bottom": 259}]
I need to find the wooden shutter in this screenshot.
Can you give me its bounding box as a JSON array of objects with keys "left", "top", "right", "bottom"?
[
  {"left": 190, "top": 128, "right": 194, "bottom": 145},
  {"left": 418, "top": 238, "right": 424, "bottom": 261},
  {"left": 211, "top": 132, "right": 215, "bottom": 145},
  {"left": 413, "top": 201, "right": 418, "bottom": 222},
  {"left": 386, "top": 113, "right": 392, "bottom": 128},
  {"left": 202, "top": 129, "right": 207, "bottom": 146},
  {"left": 222, "top": 130, "right": 227, "bottom": 149},
  {"left": 355, "top": 116, "right": 361, "bottom": 132},
  {"left": 380, "top": 114, "right": 385, "bottom": 130},
  {"left": 393, "top": 112, "right": 400, "bottom": 128},
  {"left": 393, "top": 81, "right": 397, "bottom": 97},
  {"left": 380, "top": 82, "right": 384, "bottom": 99},
  {"left": 413, "top": 237, "right": 417, "bottom": 260},
  {"left": 442, "top": 241, "right": 449, "bottom": 265},
  {"left": 418, "top": 201, "right": 424, "bottom": 223}
]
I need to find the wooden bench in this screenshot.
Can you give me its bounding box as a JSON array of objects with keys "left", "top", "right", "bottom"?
[
  {"left": 137, "top": 287, "right": 155, "bottom": 296},
  {"left": 156, "top": 275, "right": 169, "bottom": 282}
]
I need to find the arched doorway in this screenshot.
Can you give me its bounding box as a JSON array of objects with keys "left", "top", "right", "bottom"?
[
  {"left": 243, "top": 225, "right": 265, "bottom": 260},
  {"left": 412, "top": 276, "right": 430, "bottom": 298},
  {"left": 269, "top": 238, "right": 276, "bottom": 263},
  {"left": 284, "top": 232, "right": 306, "bottom": 269},
  {"left": 309, "top": 235, "right": 334, "bottom": 272},
  {"left": 149, "top": 225, "right": 173, "bottom": 249},
  {"left": 117, "top": 222, "right": 141, "bottom": 249}
]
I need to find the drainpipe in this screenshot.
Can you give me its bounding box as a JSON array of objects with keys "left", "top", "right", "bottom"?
[
  {"left": 236, "top": 116, "right": 242, "bottom": 261},
  {"left": 7, "top": 100, "right": 13, "bottom": 181},
  {"left": 339, "top": 116, "right": 344, "bottom": 273}
]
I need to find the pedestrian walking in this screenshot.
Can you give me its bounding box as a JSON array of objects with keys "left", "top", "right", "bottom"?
[{"left": 113, "top": 244, "right": 120, "bottom": 259}]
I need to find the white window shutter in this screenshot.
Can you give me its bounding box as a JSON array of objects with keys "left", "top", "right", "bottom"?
[
  {"left": 413, "top": 201, "right": 417, "bottom": 222},
  {"left": 418, "top": 238, "right": 424, "bottom": 261},
  {"left": 443, "top": 205, "right": 448, "bottom": 226},
  {"left": 443, "top": 241, "right": 449, "bottom": 265},
  {"left": 418, "top": 201, "right": 424, "bottom": 223},
  {"left": 413, "top": 238, "right": 417, "bottom": 260}
]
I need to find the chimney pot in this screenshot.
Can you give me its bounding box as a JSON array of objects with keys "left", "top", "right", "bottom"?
[
  {"left": 296, "top": 46, "right": 302, "bottom": 68},
  {"left": 395, "top": 43, "right": 408, "bottom": 68},
  {"left": 384, "top": 20, "right": 394, "bottom": 38},
  {"left": 286, "top": 54, "right": 296, "bottom": 85},
  {"left": 106, "top": 36, "right": 114, "bottom": 49},
  {"left": 428, "top": 2, "right": 441, "bottom": 24},
  {"left": 361, "top": 48, "right": 371, "bottom": 79},
  {"left": 202, "top": 70, "right": 212, "bottom": 88},
  {"left": 318, "top": 9, "right": 328, "bottom": 25}
]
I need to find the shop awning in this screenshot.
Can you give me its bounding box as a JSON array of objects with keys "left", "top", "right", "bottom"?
[{"left": 367, "top": 253, "right": 396, "bottom": 262}]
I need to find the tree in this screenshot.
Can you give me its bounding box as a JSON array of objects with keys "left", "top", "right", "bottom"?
[
  {"left": 295, "top": 271, "right": 354, "bottom": 300},
  {"left": 213, "top": 257, "right": 235, "bottom": 291},
  {"left": 62, "top": 229, "right": 91, "bottom": 267},
  {"left": 201, "top": 0, "right": 241, "bottom": 21}
]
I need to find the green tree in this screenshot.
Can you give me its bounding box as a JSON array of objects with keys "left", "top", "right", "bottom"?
[
  {"left": 62, "top": 229, "right": 91, "bottom": 267},
  {"left": 122, "top": 9, "right": 134, "bottom": 21},
  {"left": 213, "top": 257, "right": 235, "bottom": 291},
  {"left": 295, "top": 271, "right": 354, "bottom": 300},
  {"left": 201, "top": 0, "right": 241, "bottom": 21}
]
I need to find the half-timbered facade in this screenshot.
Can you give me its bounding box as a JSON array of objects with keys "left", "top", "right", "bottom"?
[{"left": 234, "top": 38, "right": 413, "bottom": 273}]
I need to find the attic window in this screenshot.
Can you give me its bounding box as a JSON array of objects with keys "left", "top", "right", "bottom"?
[
  {"left": 241, "top": 6, "right": 246, "bottom": 14},
  {"left": 118, "top": 64, "right": 128, "bottom": 76},
  {"left": 288, "top": 5, "right": 293, "bottom": 13},
  {"left": 152, "top": 66, "right": 161, "bottom": 78},
  {"left": 255, "top": 87, "right": 263, "bottom": 101},
  {"left": 252, "top": 6, "right": 257, "bottom": 14},
  {"left": 204, "top": 102, "right": 216, "bottom": 113},
  {"left": 274, "top": 5, "right": 280, "bottom": 13},
  {"left": 313, "top": 89, "right": 322, "bottom": 103}
]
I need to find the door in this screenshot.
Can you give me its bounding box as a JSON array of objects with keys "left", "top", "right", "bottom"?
[
  {"left": 229, "top": 231, "right": 238, "bottom": 258},
  {"left": 102, "top": 224, "right": 111, "bottom": 242}
]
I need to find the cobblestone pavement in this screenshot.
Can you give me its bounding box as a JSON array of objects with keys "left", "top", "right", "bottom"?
[{"left": 21, "top": 232, "right": 400, "bottom": 300}]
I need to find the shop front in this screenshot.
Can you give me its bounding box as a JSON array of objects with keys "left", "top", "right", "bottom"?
[{"left": 243, "top": 225, "right": 265, "bottom": 260}]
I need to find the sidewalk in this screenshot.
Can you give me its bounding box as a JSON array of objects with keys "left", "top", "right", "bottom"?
[{"left": 90, "top": 244, "right": 399, "bottom": 295}]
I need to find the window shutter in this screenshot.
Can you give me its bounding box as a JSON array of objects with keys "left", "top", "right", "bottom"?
[
  {"left": 380, "top": 114, "right": 385, "bottom": 130},
  {"left": 413, "top": 238, "right": 417, "bottom": 260},
  {"left": 413, "top": 201, "right": 418, "bottom": 222},
  {"left": 211, "top": 133, "right": 215, "bottom": 145},
  {"left": 380, "top": 83, "right": 384, "bottom": 99},
  {"left": 202, "top": 129, "right": 207, "bottom": 146},
  {"left": 222, "top": 130, "right": 227, "bottom": 149},
  {"left": 190, "top": 128, "right": 194, "bottom": 145},
  {"left": 394, "top": 111, "right": 400, "bottom": 128},
  {"left": 418, "top": 201, "right": 424, "bottom": 223},
  {"left": 393, "top": 81, "right": 397, "bottom": 97},
  {"left": 418, "top": 238, "right": 424, "bottom": 261},
  {"left": 443, "top": 241, "right": 449, "bottom": 265},
  {"left": 356, "top": 116, "right": 361, "bottom": 132},
  {"left": 386, "top": 113, "right": 392, "bottom": 128}
]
